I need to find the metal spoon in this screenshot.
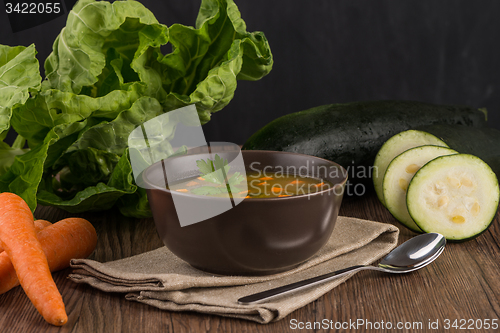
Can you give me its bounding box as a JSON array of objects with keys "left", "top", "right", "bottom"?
[{"left": 238, "top": 232, "right": 446, "bottom": 305}]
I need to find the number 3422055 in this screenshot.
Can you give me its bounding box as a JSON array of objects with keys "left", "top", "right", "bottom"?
[
  {"left": 5, "top": 2, "right": 61, "bottom": 14},
  {"left": 443, "top": 318, "right": 498, "bottom": 330}
]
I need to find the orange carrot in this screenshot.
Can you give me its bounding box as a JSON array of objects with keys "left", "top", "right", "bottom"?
[
  {"left": 37, "top": 217, "right": 97, "bottom": 272},
  {"left": 0, "top": 220, "right": 52, "bottom": 295},
  {"left": 0, "top": 218, "right": 96, "bottom": 296},
  {"left": 0, "top": 220, "right": 51, "bottom": 253},
  {"left": 34, "top": 219, "right": 53, "bottom": 230},
  {"left": 0, "top": 252, "right": 16, "bottom": 291},
  {"left": 0, "top": 193, "right": 67, "bottom": 326},
  {"left": 0, "top": 220, "right": 51, "bottom": 296}
]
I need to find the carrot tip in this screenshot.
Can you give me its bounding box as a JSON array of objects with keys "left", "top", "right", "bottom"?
[{"left": 51, "top": 316, "right": 68, "bottom": 326}]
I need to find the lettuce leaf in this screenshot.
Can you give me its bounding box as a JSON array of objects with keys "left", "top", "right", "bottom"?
[
  {"left": 1, "top": 0, "right": 272, "bottom": 217},
  {"left": 0, "top": 44, "right": 41, "bottom": 139},
  {"left": 37, "top": 149, "right": 137, "bottom": 213},
  {"left": 0, "top": 121, "right": 86, "bottom": 210}
]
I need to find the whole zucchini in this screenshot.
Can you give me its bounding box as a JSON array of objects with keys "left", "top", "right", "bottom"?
[
  {"left": 415, "top": 124, "right": 500, "bottom": 178},
  {"left": 243, "top": 101, "right": 486, "bottom": 193}
]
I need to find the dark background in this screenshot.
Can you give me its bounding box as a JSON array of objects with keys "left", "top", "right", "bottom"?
[{"left": 2, "top": 0, "right": 500, "bottom": 145}]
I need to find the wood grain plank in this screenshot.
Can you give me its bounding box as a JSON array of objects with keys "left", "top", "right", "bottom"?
[{"left": 0, "top": 193, "right": 499, "bottom": 332}]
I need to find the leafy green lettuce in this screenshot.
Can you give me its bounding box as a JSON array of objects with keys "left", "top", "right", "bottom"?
[
  {"left": 0, "top": 0, "right": 273, "bottom": 217},
  {"left": 0, "top": 44, "right": 40, "bottom": 180}
]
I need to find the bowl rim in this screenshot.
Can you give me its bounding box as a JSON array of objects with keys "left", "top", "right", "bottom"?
[{"left": 142, "top": 150, "right": 348, "bottom": 201}]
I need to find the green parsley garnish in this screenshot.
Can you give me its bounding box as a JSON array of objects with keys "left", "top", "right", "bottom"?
[{"left": 191, "top": 154, "right": 245, "bottom": 196}]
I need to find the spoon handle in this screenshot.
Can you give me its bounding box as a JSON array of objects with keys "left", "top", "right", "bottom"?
[{"left": 237, "top": 265, "right": 369, "bottom": 305}]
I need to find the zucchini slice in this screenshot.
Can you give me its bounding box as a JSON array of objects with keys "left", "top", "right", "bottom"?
[
  {"left": 407, "top": 154, "right": 499, "bottom": 241},
  {"left": 374, "top": 130, "right": 448, "bottom": 206},
  {"left": 383, "top": 146, "right": 457, "bottom": 232}
]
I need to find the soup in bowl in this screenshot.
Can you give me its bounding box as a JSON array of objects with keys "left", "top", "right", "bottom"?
[{"left": 143, "top": 150, "right": 347, "bottom": 275}]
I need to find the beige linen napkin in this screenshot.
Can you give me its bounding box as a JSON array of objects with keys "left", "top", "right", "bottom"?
[{"left": 69, "top": 216, "right": 399, "bottom": 323}]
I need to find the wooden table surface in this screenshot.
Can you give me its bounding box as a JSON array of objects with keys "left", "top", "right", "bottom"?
[{"left": 1, "top": 192, "right": 499, "bottom": 333}]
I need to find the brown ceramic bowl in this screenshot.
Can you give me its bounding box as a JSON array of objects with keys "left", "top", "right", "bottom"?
[{"left": 143, "top": 150, "right": 347, "bottom": 276}]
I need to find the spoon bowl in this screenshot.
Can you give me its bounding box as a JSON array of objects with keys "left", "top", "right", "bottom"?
[
  {"left": 378, "top": 232, "right": 446, "bottom": 272},
  {"left": 238, "top": 233, "right": 446, "bottom": 304}
]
